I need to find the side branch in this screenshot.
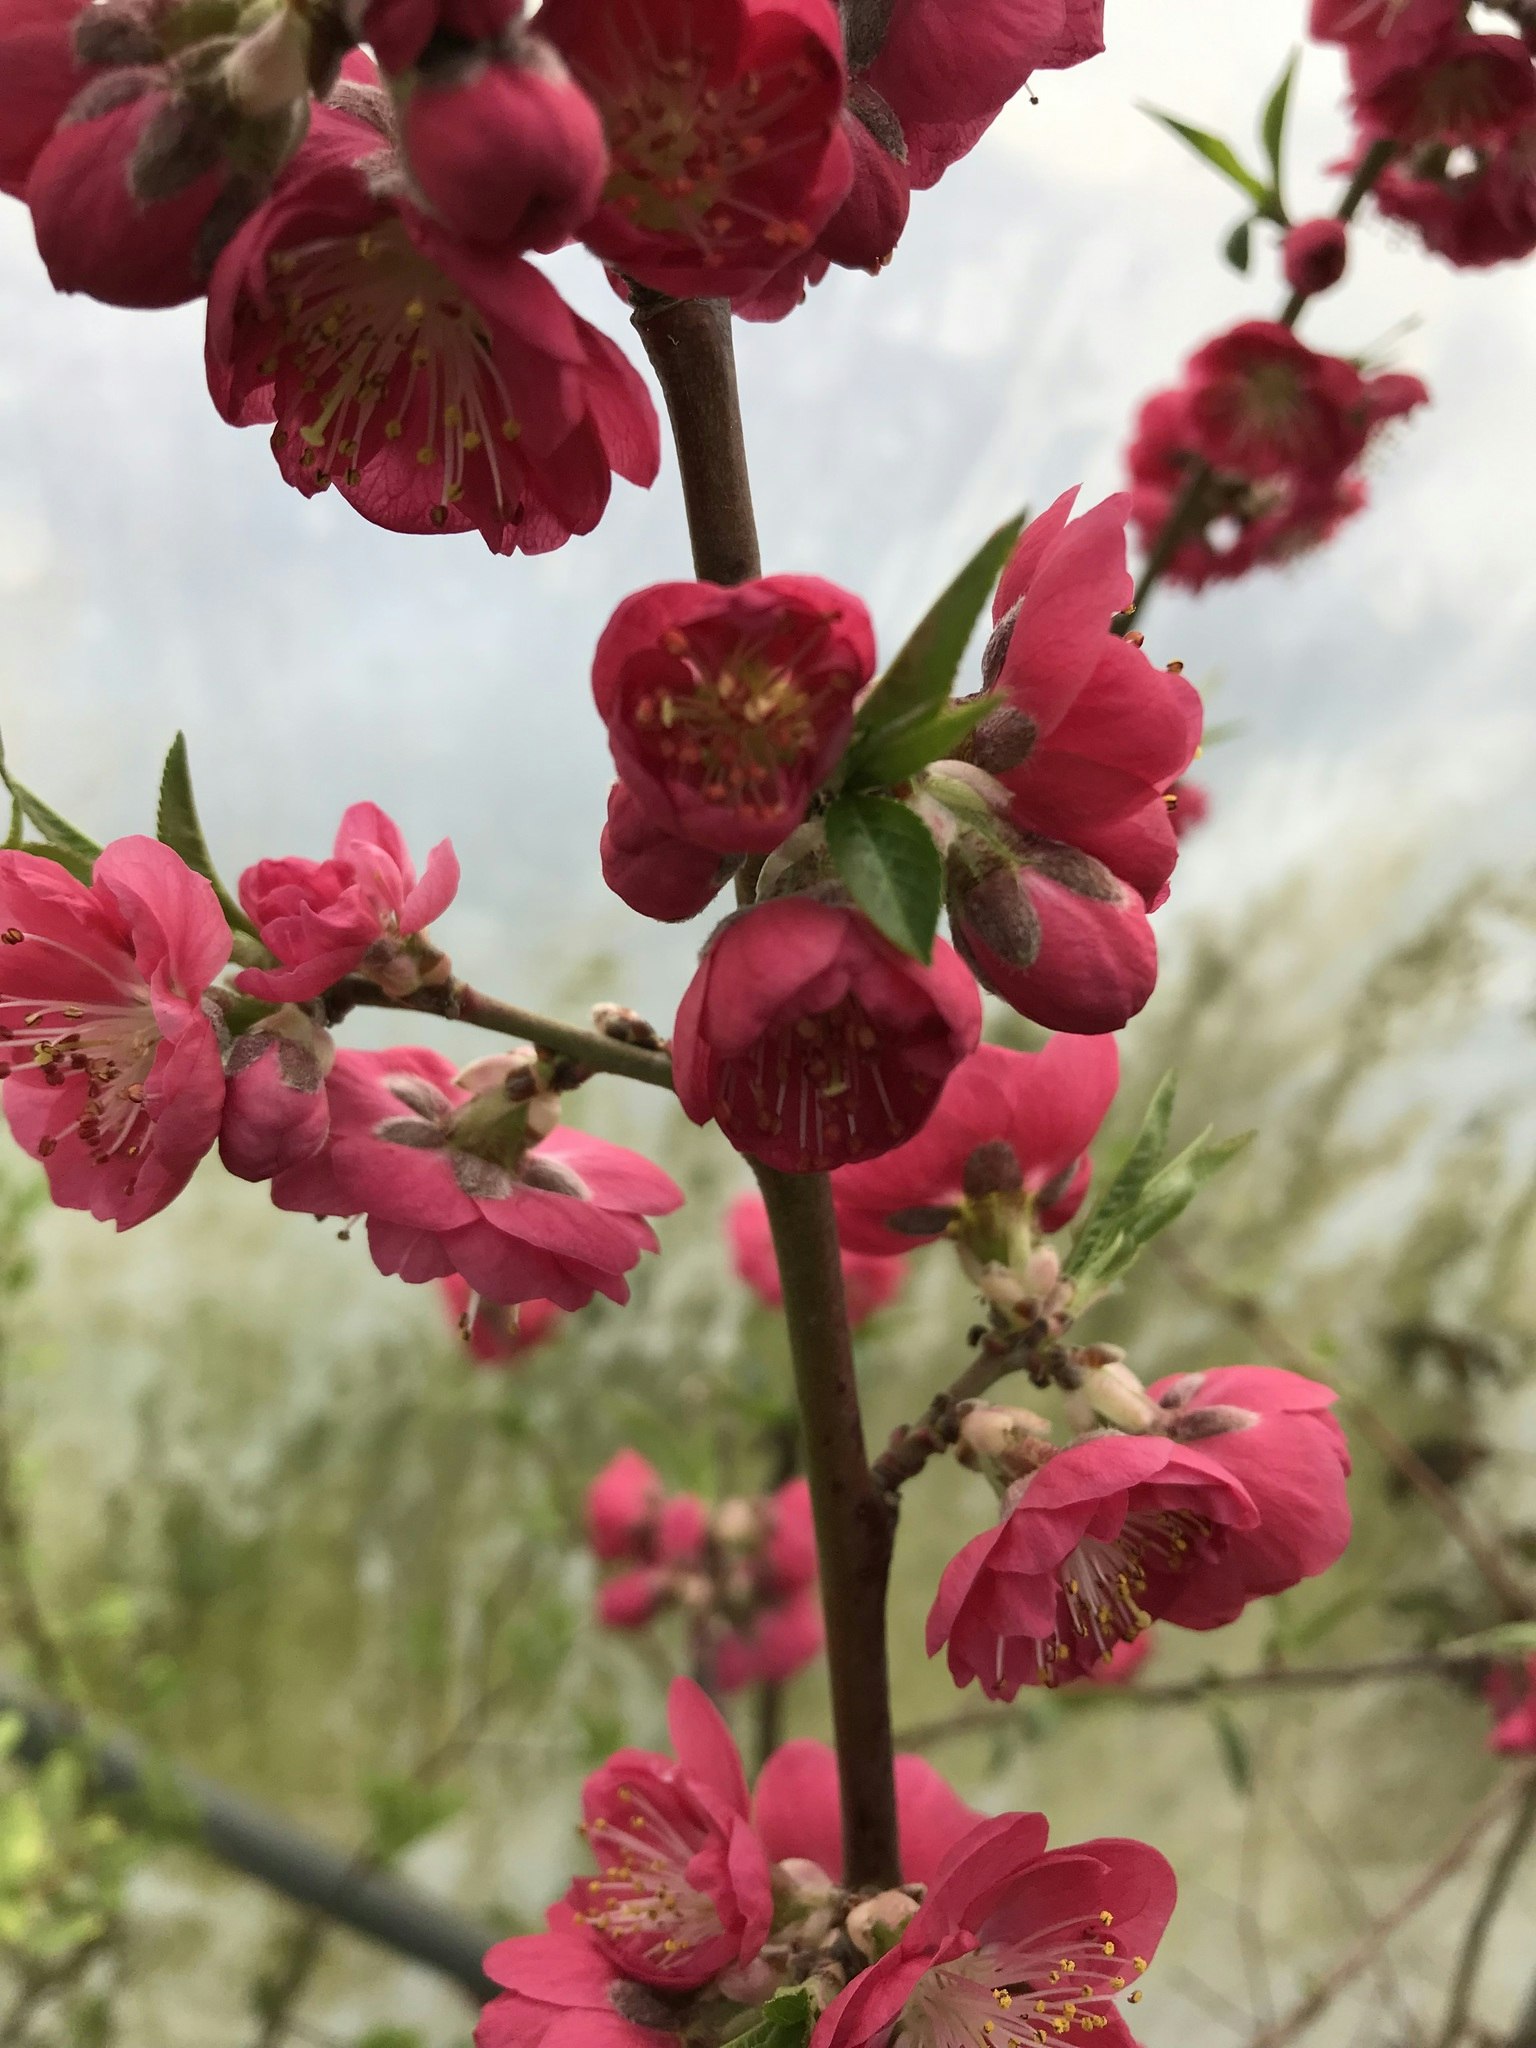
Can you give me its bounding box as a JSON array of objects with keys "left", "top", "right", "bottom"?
[
  {"left": 872, "top": 1320, "right": 1069, "bottom": 1497},
  {"left": 753, "top": 1164, "right": 900, "bottom": 1890},
  {"left": 328, "top": 978, "right": 675, "bottom": 1091}
]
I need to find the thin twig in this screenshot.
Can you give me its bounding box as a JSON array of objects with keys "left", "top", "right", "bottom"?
[
  {"left": 872, "top": 1320, "right": 1069, "bottom": 1497},
  {"left": 1158, "top": 1241, "right": 1535, "bottom": 1621},
  {"left": 1433, "top": 1771, "right": 1536, "bottom": 2048},
  {"left": 1245, "top": 1767, "right": 1536, "bottom": 2048}
]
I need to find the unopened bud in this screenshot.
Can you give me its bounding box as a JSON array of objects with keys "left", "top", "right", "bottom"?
[
  {"left": 1022, "top": 1244, "right": 1062, "bottom": 1297},
  {"left": 774, "top": 1857, "right": 838, "bottom": 1908},
  {"left": 223, "top": 8, "right": 310, "bottom": 117},
  {"left": 962, "top": 1140, "right": 1023, "bottom": 1199},
  {"left": 454, "top": 1048, "right": 541, "bottom": 1098},
  {"left": 716, "top": 1958, "right": 782, "bottom": 2006},
  {"left": 957, "top": 1403, "right": 1054, "bottom": 1482},
  {"left": 1168, "top": 1403, "right": 1258, "bottom": 1442},
  {"left": 713, "top": 1496, "right": 761, "bottom": 1550},
  {"left": 845, "top": 1890, "right": 921, "bottom": 1960},
  {"left": 591, "top": 1002, "right": 665, "bottom": 1050},
  {"left": 1078, "top": 1359, "right": 1160, "bottom": 1434}
]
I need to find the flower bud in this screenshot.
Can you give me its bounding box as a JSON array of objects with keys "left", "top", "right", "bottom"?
[
  {"left": 845, "top": 1890, "right": 921, "bottom": 1960},
  {"left": 658, "top": 1493, "right": 711, "bottom": 1565},
  {"left": 218, "top": 1008, "right": 334, "bottom": 1181},
  {"left": 713, "top": 1496, "right": 761, "bottom": 1550},
  {"left": 597, "top": 1568, "right": 669, "bottom": 1629},
  {"left": 585, "top": 1449, "right": 662, "bottom": 1561},
  {"left": 222, "top": 8, "right": 310, "bottom": 118},
  {"left": 957, "top": 1403, "right": 1054, "bottom": 1483},
  {"left": 1076, "top": 1359, "right": 1161, "bottom": 1434},
  {"left": 1282, "top": 217, "right": 1348, "bottom": 298}
]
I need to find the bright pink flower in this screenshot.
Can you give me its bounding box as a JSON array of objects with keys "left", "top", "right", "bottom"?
[
  {"left": 0, "top": 841, "right": 229, "bottom": 1230},
  {"left": 594, "top": 578, "right": 876, "bottom": 858},
  {"left": 712, "top": 1582, "right": 825, "bottom": 1690},
  {"left": 811, "top": 1812, "right": 1175, "bottom": 2048},
  {"left": 438, "top": 1272, "right": 562, "bottom": 1362},
  {"left": 598, "top": 1568, "right": 670, "bottom": 1629},
  {"left": 1181, "top": 321, "right": 1416, "bottom": 477},
  {"left": 395, "top": 31, "right": 609, "bottom": 252},
  {"left": 673, "top": 900, "right": 983, "bottom": 1173},
  {"left": 866, "top": 0, "right": 1106, "bottom": 190},
  {"left": 270, "top": 1046, "right": 683, "bottom": 1308},
  {"left": 729, "top": 1189, "right": 906, "bottom": 1323},
  {"left": 235, "top": 802, "right": 459, "bottom": 1003},
  {"left": 753, "top": 1738, "right": 984, "bottom": 1885},
  {"left": 539, "top": 0, "right": 853, "bottom": 300},
  {"left": 1146, "top": 1365, "right": 1352, "bottom": 1627},
  {"left": 569, "top": 1679, "right": 774, "bottom": 1990},
  {"left": 477, "top": 1910, "right": 679, "bottom": 2048},
  {"left": 1350, "top": 28, "right": 1536, "bottom": 145},
  {"left": 1309, "top": 0, "right": 1462, "bottom": 57},
  {"left": 832, "top": 1035, "right": 1118, "bottom": 1257},
  {"left": 219, "top": 1009, "right": 333, "bottom": 1181},
  {"left": 587, "top": 1450, "right": 665, "bottom": 1562},
  {"left": 600, "top": 783, "right": 738, "bottom": 924},
  {"left": 1487, "top": 1656, "right": 1536, "bottom": 1756},
  {"left": 1282, "top": 217, "right": 1349, "bottom": 296},
  {"left": 1371, "top": 124, "right": 1536, "bottom": 266},
  {"left": 0, "top": 0, "right": 91, "bottom": 198},
  {"left": 206, "top": 95, "right": 659, "bottom": 552},
  {"left": 927, "top": 1433, "right": 1259, "bottom": 1697}
]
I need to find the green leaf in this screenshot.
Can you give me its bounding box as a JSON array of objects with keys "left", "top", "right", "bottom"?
[
  {"left": 1209, "top": 1703, "right": 1254, "bottom": 1797},
  {"left": 1261, "top": 52, "right": 1299, "bottom": 187},
  {"left": 846, "top": 697, "right": 994, "bottom": 791},
  {"left": 0, "top": 734, "right": 100, "bottom": 870},
  {"left": 1143, "top": 107, "right": 1271, "bottom": 208},
  {"left": 17, "top": 842, "right": 95, "bottom": 885},
  {"left": 824, "top": 793, "right": 942, "bottom": 962},
  {"left": 156, "top": 733, "right": 256, "bottom": 936},
  {"left": 1126, "top": 1126, "right": 1255, "bottom": 1249},
  {"left": 1064, "top": 1073, "right": 1178, "bottom": 1282},
  {"left": 1447, "top": 1622, "right": 1536, "bottom": 1657},
  {"left": 849, "top": 510, "right": 1027, "bottom": 757},
  {"left": 4, "top": 797, "right": 22, "bottom": 851},
  {"left": 723, "top": 1984, "right": 817, "bottom": 2048},
  {"left": 1223, "top": 218, "right": 1252, "bottom": 273}
]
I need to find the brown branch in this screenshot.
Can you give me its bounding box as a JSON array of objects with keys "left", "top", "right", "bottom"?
[
  {"left": 753, "top": 1165, "right": 900, "bottom": 1889},
  {"left": 895, "top": 1647, "right": 1497, "bottom": 1748},
  {"left": 1433, "top": 1770, "right": 1536, "bottom": 2048},
  {"left": 1245, "top": 1766, "right": 1536, "bottom": 2048},
  {"left": 629, "top": 293, "right": 763, "bottom": 586},
  {"left": 326, "top": 979, "right": 675, "bottom": 1091},
  {"left": 1159, "top": 1242, "right": 1536, "bottom": 1621},
  {"left": 872, "top": 1319, "right": 1071, "bottom": 1497}
]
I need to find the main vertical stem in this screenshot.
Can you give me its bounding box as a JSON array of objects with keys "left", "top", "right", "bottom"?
[
  {"left": 629, "top": 290, "right": 902, "bottom": 1889},
  {"left": 754, "top": 1164, "right": 900, "bottom": 1890}
]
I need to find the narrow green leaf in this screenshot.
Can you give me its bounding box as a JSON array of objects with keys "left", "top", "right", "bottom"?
[
  {"left": 19, "top": 841, "right": 95, "bottom": 885},
  {"left": 1064, "top": 1073, "right": 1178, "bottom": 1281},
  {"left": 1447, "top": 1622, "right": 1536, "bottom": 1657},
  {"left": 4, "top": 797, "right": 23, "bottom": 851},
  {"left": 824, "top": 793, "right": 942, "bottom": 963},
  {"left": 851, "top": 510, "right": 1027, "bottom": 750},
  {"left": 1208, "top": 1703, "right": 1254, "bottom": 1797},
  {"left": 1224, "top": 217, "right": 1253, "bottom": 273},
  {"left": 0, "top": 770, "right": 100, "bottom": 868},
  {"left": 1142, "top": 107, "right": 1271, "bottom": 207},
  {"left": 723, "top": 1984, "right": 817, "bottom": 2048},
  {"left": 1128, "top": 1126, "right": 1256, "bottom": 1248},
  {"left": 845, "top": 696, "right": 993, "bottom": 791},
  {"left": 156, "top": 733, "right": 256, "bottom": 936},
  {"left": 1261, "top": 52, "right": 1299, "bottom": 185}
]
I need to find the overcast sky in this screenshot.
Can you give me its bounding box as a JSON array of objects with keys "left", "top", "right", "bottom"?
[{"left": 2, "top": 0, "right": 1535, "bottom": 1031}]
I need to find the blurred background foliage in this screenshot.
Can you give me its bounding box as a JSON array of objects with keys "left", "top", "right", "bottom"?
[{"left": 0, "top": 827, "right": 1532, "bottom": 2046}]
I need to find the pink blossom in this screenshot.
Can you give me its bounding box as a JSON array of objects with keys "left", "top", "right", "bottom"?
[
  {"left": 673, "top": 900, "right": 982, "bottom": 1173},
  {"left": 477, "top": 1910, "right": 679, "bottom": 2048},
  {"left": 600, "top": 783, "right": 738, "bottom": 924},
  {"left": 540, "top": 0, "right": 853, "bottom": 300},
  {"left": 0, "top": 841, "right": 229, "bottom": 1230},
  {"left": 1309, "top": 0, "right": 1462, "bottom": 58},
  {"left": 219, "top": 1008, "right": 334, "bottom": 1182},
  {"left": 1282, "top": 217, "right": 1349, "bottom": 296},
  {"left": 729, "top": 1189, "right": 906, "bottom": 1324},
  {"left": 598, "top": 1569, "right": 670, "bottom": 1630},
  {"left": 395, "top": 30, "right": 609, "bottom": 253},
  {"left": 569, "top": 1680, "right": 774, "bottom": 1990},
  {"left": 438, "top": 1272, "right": 562, "bottom": 1363},
  {"left": 270, "top": 1047, "right": 683, "bottom": 1309},
  {"left": 753, "top": 1738, "right": 984, "bottom": 1886},
  {"left": 1147, "top": 1365, "right": 1352, "bottom": 1626},
  {"left": 206, "top": 92, "right": 659, "bottom": 552},
  {"left": 235, "top": 802, "right": 459, "bottom": 1004},
  {"left": 1487, "top": 1656, "right": 1536, "bottom": 1756},
  {"left": 1350, "top": 28, "right": 1536, "bottom": 146},
  {"left": 0, "top": 0, "right": 92, "bottom": 199},
  {"left": 927, "top": 1433, "right": 1259, "bottom": 1697},
  {"left": 812, "top": 1812, "right": 1175, "bottom": 2048},
  {"left": 587, "top": 1450, "right": 665, "bottom": 1563},
  {"left": 832, "top": 1036, "right": 1118, "bottom": 1257},
  {"left": 1082, "top": 1630, "right": 1154, "bottom": 1686},
  {"left": 594, "top": 577, "right": 876, "bottom": 857},
  {"left": 712, "top": 1582, "right": 825, "bottom": 1689}
]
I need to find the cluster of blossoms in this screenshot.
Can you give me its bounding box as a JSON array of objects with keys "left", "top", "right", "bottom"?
[
  {"left": 0, "top": 0, "right": 1106, "bottom": 550},
  {"left": 587, "top": 1452, "right": 822, "bottom": 1693},
  {"left": 478, "top": 1676, "right": 1176, "bottom": 2048}
]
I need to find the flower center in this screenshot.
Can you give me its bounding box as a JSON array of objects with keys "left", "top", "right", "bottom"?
[
  {"left": 575, "top": 1788, "right": 722, "bottom": 1973},
  {"left": 899, "top": 1917, "right": 1152, "bottom": 2047},
  {"left": 1037, "top": 1509, "right": 1212, "bottom": 1683},
  {"left": 720, "top": 992, "right": 933, "bottom": 1172},
  {"left": 633, "top": 626, "right": 836, "bottom": 815},
  {"left": 0, "top": 931, "right": 158, "bottom": 1167},
  {"left": 262, "top": 220, "right": 523, "bottom": 526}
]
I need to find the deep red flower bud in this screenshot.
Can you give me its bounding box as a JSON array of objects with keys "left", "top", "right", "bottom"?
[
  {"left": 815, "top": 90, "right": 910, "bottom": 270},
  {"left": 396, "top": 31, "right": 608, "bottom": 252},
  {"left": 586, "top": 1448, "right": 664, "bottom": 1562},
  {"left": 599, "top": 783, "right": 737, "bottom": 923},
  {"left": 597, "top": 1567, "right": 670, "bottom": 1628},
  {"left": 219, "top": 1008, "right": 334, "bottom": 1181},
  {"left": 1282, "top": 216, "right": 1348, "bottom": 297},
  {"left": 539, "top": 0, "right": 853, "bottom": 299},
  {"left": 594, "top": 577, "right": 877, "bottom": 856},
  {"left": 658, "top": 1493, "right": 711, "bottom": 1566},
  {"left": 672, "top": 899, "right": 982, "bottom": 1173}
]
